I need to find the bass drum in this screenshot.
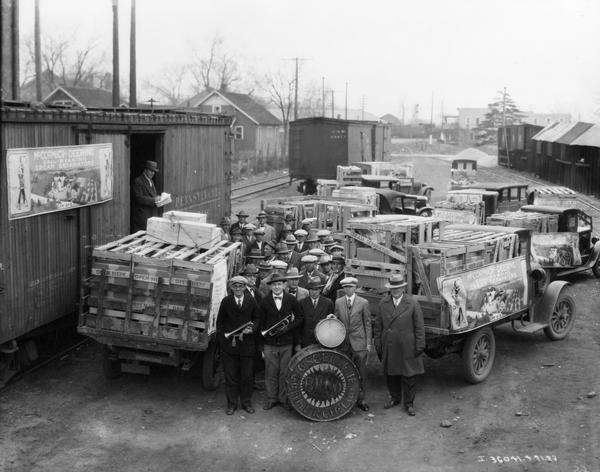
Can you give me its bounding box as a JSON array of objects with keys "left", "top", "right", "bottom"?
[
  {"left": 286, "top": 345, "right": 360, "bottom": 422},
  {"left": 315, "top": 314, "right": 346, "bottom": 348}
]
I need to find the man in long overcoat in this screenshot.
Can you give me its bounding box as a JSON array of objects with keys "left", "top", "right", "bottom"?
[
  {"left": 131, "top": 160, "right": 160, "bottom": 232},
  {"left": 374, "top": 274, "right": 426, "bottom": 416}
]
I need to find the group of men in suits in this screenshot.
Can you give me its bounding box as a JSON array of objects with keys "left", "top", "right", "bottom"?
[{"left": 216, "top": 265, "right": 426, "bottom": 418}]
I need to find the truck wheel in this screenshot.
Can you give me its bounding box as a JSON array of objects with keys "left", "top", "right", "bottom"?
[
  {"left": 202, "top": 342, "right": 222, "bottom": 391},
  {"left": 592, "top": 257, "right": 600, "bottom": 278},
  {"left": 101, "top": 345, "right": 121, "bottom": 379},
  {"left": 461, "top": 327, "right": 495, "bottom": 384},
  {"left": 544, "top": 292, "right": 576, "bottom": 340},
  {"left": 418, "top": 208, "right": 433, "bottom": 217}
]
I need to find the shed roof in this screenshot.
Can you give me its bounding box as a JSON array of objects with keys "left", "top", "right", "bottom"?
[
  {"left": 570, "top": 124, "right": 600, "bottom": 148},
  {"left": 531, "top": 121, "right": 594, "bottom": 144}
]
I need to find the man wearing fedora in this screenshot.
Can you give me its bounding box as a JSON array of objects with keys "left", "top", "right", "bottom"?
[
  {"left": 258, "top": 275, "right": 303, "bottom": 410},
  {"left": 131, "top": 160, "right": 162, "bottom": 232},
  {"left": 374, "top": 273, "right": 425, "bottom": 416},
  {"left": 230, "top": 210, "right": 249, "bottom": 237},
  {"left": 256, "top": 210, "right": 276, "bottom": 242},
  {"left": 217, "top": 276, "right": 260, "bottom": 415},
  {"left": 322, "top": 255, "right": 346, "bottom": 303},
  {"left": 285, "top": 267, "right": 309, "bottom": 302},
  {"left": 298, "top": 278, "right": 334, "bottom": 348},
  {"left": 334, "top": 276, "right": 372, "bottom": 412}
]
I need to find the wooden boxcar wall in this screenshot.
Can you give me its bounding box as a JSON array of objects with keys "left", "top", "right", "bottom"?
[{"left": 0, "top": 108, "right": 232, "bottom": 344}]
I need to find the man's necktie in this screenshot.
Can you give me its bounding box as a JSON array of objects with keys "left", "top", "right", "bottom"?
[
  {"left": 346, "top": 298, "right": 352, "bottom": 312},
  {"left": 237, "top": 298, "right": 242, "bottom": 308}
]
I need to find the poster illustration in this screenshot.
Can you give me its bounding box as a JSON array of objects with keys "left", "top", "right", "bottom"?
[
  {"left": 438, "top": 257, "right": 528, "bottom": 332},
  {"left": 531, "top": 232, "right": 581, "bottom": 268},
  {"left": 433, "top": 208, "right": 478, "bottom": 224},
  {"left": 6, "top": 143, "right": 113, "bottom": 219}
]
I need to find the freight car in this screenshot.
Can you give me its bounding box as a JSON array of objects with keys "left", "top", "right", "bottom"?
[
  {"left": 497, "top": 123, "right": 543, "bottom": 170},
  {"left": 0, "top": 104, "right": 233, "bottom": 386},
  {"left": 290, "top": 117, "right": 390, "bottom": 194}
]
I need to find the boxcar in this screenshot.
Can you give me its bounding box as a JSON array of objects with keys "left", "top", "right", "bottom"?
[
  {"left": 290, "top": 117, "right": 390, "bottom": 194},
  {"left": 497, "top": 124, "right": 543, "bottom": 170},
  {"left": 0, "top": 105, "right": 233, "bottom": 386}
]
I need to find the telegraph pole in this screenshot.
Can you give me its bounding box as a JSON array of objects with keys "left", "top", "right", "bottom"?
[
  {"left": 34, "top": 0, "right": 42, "bottom": 101},
  {"left": 331, "top": 90, "right": 334, "bottom": 118},
  {"left": 502, "top": 86, "right": 510, "bottom": 165},
  {"left": 322, "top": 77, "right": 325, "bottom": 117},
  {"left": 344, "top": 82, "right": 348, "bottom": 120},
  {"left": 283, "top": 57, "right": 309, "bottom": 120},
  {"left": 361, "top": 96, "right": 366, "bottom": 120},
  {"left": 129, "top": 0, "right": 137, "bottom": 107},
  {"left": 112, "top": 0, "right": 120, "bottom": 107}
]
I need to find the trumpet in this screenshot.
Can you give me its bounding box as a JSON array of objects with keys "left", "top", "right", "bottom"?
[
  {"left": 224, "top": 322, "right": 254, "bottom": 347},
  {"left": 261, "top": 314, "right": 294, "bottom": 337}
]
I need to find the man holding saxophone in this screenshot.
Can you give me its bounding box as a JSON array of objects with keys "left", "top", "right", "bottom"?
[
  {"left": 217, "top": 275, "right": 260, "bottom": 415},
  {"left": 258, "top": 275, "right": 303, "bottom": 411}
]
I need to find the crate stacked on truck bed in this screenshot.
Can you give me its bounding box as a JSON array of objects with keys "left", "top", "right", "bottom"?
[
  {"left": 336, "top": 165, "right": 363, "bottom": 186},
  {"left": 78, "top": 226, "right": 241, "bottom": 352},
  {"left": 486, "top": 211, "right": 558, "bottom": 232},
  {"left": 344, "top": 215, "right": 444, "bottom": 291},
  {"left": 433, "top": 192, "right": 486, "bottom": 224}
]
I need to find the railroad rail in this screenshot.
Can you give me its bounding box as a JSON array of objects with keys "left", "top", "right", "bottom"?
[{"left": 231, "top": 175, "right": 293, "bottom": 201}]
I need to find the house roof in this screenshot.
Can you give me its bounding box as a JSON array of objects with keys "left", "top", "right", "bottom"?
[
  {"left": 184, "top": 90, "right": 281, "bottom": 126},
  {"left": 531, "top": 121, "right": 594, "bottom": 144},
  {"left": 43, "top": 86, "right": 119, "bottom": 108}
]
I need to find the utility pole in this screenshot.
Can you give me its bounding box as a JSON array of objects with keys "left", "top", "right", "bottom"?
[
  {"left": 112, "top": 0, "right": 120, "bottom": 107},
  {"left": 331, "top": 90, "right": 334, "bottom": 118},
  {"left": 502, "top": 86, "right": 510, "bottom": 166},
  {"left": 345, "top": 82, "right": 348, "bottom": 120},
  {"left": 129, "top": 0, "right": 137, "bottom": 107},
  {"left": 361, "top": 96, "right": 365, "bottom": 120},
  {"left": 322, "top": 77, "right": 325, "bottom": 117},
  {"left": 34, "top": 0, "right": 42, "bottom": 101},
  {"left": 283, "top": 57, "right": 309, "bottom": 120}
]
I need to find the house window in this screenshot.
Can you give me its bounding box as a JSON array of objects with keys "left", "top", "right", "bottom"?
[
  {"left": 212, "top": 105, "right": 221, "bottom": 113},
  {"left": 234, "top": 125, "right": 244, "bottom": 140}
]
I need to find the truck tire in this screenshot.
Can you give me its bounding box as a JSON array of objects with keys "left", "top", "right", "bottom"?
[
  {"left": 544, "top": 292, "right": 576, "bottom": 340},
  {"left": 461, "top": 327, "right": 495, "bottom": 384},
  {"left": 101, "top": 345, "right": 121, "bottom": 379},
  {"left": 202, "top": 342, "right": 222, "bottom": 391},
  {"left": 592, "top": 257, "right": 600, "bottom": 278}
]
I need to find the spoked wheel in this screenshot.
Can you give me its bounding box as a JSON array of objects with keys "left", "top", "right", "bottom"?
[
  {"left": 201, "top": 342, "right": 222, "bottom": 391},
  {"left": 418, "top": 208, "right": 433, "bottom": 217},
  {"left": 544, "top": 292, "right": 576, "bottom": 340},
  {"left": 101, "top": 344, "right": 121, "bottom": 379},
  {"left": 461, "top": 327, "right": 495, "bottom": 384},
  {"left": 592, "top": 256, "right": 600, "bottom": 278}
]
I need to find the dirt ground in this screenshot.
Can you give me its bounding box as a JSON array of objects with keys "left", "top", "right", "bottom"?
[{"left": 1, "top": 162, "right": 599, "bottom": 472}]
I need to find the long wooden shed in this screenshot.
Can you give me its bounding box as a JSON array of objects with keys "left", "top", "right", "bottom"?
[{"left": 0, "top": 105, "right": 233, "bottom": 378}]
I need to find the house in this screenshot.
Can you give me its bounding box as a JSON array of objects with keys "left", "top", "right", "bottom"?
[
  {"left": 43, "top": 86, "right": 125, "bottom": 109},
  {"left": 183, "top": 90, "right": 283, "bottom": 173}
]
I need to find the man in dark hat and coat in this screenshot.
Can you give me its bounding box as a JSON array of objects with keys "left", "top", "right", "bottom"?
[
  {"left": 322, "top": 255, "right": 346, "bottom": 303},
  {"left": 217, "top": 275, "right": 260, "bottom": 415},
  {"left": 230, "top": 210, "right": 250, "bottom": 236},
  {"left": 298, "top": 278, "right": 334, "bottom": 348},
  {"left": 374, "top": 274, "right": 425, "bottom": 416},
  {"left": 131, "top": 160, "right": 161, "bottom": 232}
]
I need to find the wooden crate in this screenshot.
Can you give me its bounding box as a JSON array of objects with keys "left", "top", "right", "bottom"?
[
  {"left": 146, "top": 217, "right": 221, "bottom": 248},
  {"left": 486, "top": 211, "right": 554, "bottom": 233},
  {"left": 78, "top": 232, "right": 241, "bottom": 351},
  {"left": 336, "top": 165, "right": 363, "bottom": 186},
  {"left": 440, "top": 228, "right": 519, "bottom": 263}
]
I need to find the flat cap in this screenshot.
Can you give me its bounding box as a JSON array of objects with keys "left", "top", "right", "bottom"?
[
  {"left": 229, "top": 275, "right": 248, "bottom": 286},
  {"left": 294, "top": 229, "right": 308, "bottom": 237},
  {"left": 301, "top": 254, "right": 318, "bottom": 263},
  {"left": 316, "top": 229, "right": 331, "bottom": 238},
  {"left": 340, "top": 277, "right": 358, "bottom": 287}
]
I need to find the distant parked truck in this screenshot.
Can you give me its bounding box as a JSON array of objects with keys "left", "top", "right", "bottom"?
[{"left": 290, "top": 117, "right": 390, "bottom": 195}]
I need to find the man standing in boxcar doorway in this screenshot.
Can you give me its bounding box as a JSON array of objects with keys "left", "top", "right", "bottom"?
[
  {"left": 374, "top": 274, "right": 425, "bottom": 416},
  {"left": 131, "top": 160, "right": 160, "bottom": 232}
]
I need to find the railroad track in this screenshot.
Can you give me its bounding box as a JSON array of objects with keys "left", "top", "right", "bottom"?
[{"left": 231, "top": 175, "right": 293, "bottom": 201}]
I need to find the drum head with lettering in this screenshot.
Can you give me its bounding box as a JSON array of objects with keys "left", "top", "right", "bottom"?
[{"left": 286, "top": 346, "right": 360, "bottom": 421}]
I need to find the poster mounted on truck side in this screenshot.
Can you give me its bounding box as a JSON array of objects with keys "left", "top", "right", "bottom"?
[
  {"left": 438, "top": 257, "right": 529, "bottom": 332},
  {"left": 6, "top": 143, "right": 113, "bottom": 219}
]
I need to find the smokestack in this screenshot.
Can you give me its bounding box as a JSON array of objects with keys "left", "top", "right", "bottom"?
[
  {"left": 112, "top": 0, "right": 120, "bottom": 107},
  {"left": 129, "top": 0, "right": 136, "bottom": 107},
  {"left": 35, "top": 0, "right": 42, "bottom": 101}
]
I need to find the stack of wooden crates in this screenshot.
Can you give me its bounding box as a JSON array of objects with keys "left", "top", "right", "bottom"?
[
  {"left": 78, "top": 213, "right": 241, "bottom": 352},
  {"left": 486, "top": 211, "right": 558, "bottom": 233}
]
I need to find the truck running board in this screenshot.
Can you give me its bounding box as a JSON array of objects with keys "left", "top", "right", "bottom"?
[{"left": 511, "top": 321, "right": 546, "bottom": 334}]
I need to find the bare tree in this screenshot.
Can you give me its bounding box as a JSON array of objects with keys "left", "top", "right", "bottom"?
[
  {"left": 189, "top": 34, "right": 241, "bottom": 93},
  {"left": 261, "top": 69, "right": 295, "bottom": 158},
  {"left": 144, "top": 64, "right": 191, "bottom": 106}
]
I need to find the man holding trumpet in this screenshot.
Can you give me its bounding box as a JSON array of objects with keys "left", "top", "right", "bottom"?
[
  {"left": 258, "top": 275, "right": 303, "bottom": 411},
  {"left": 217, "top": 275, "right": 260, "bottom": 415}
]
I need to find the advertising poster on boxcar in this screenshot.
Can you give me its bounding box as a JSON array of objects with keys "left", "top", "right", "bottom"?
[
  {"left": 438, "top": 256, "right": 528, "bottom": 332},
  {"left": 6, "top": 143, "right": 113, "bottom": 219}
]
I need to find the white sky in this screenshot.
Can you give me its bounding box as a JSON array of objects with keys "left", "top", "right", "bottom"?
[{"left": 18, "top": 0, "right": 600, "bottom": 122}]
